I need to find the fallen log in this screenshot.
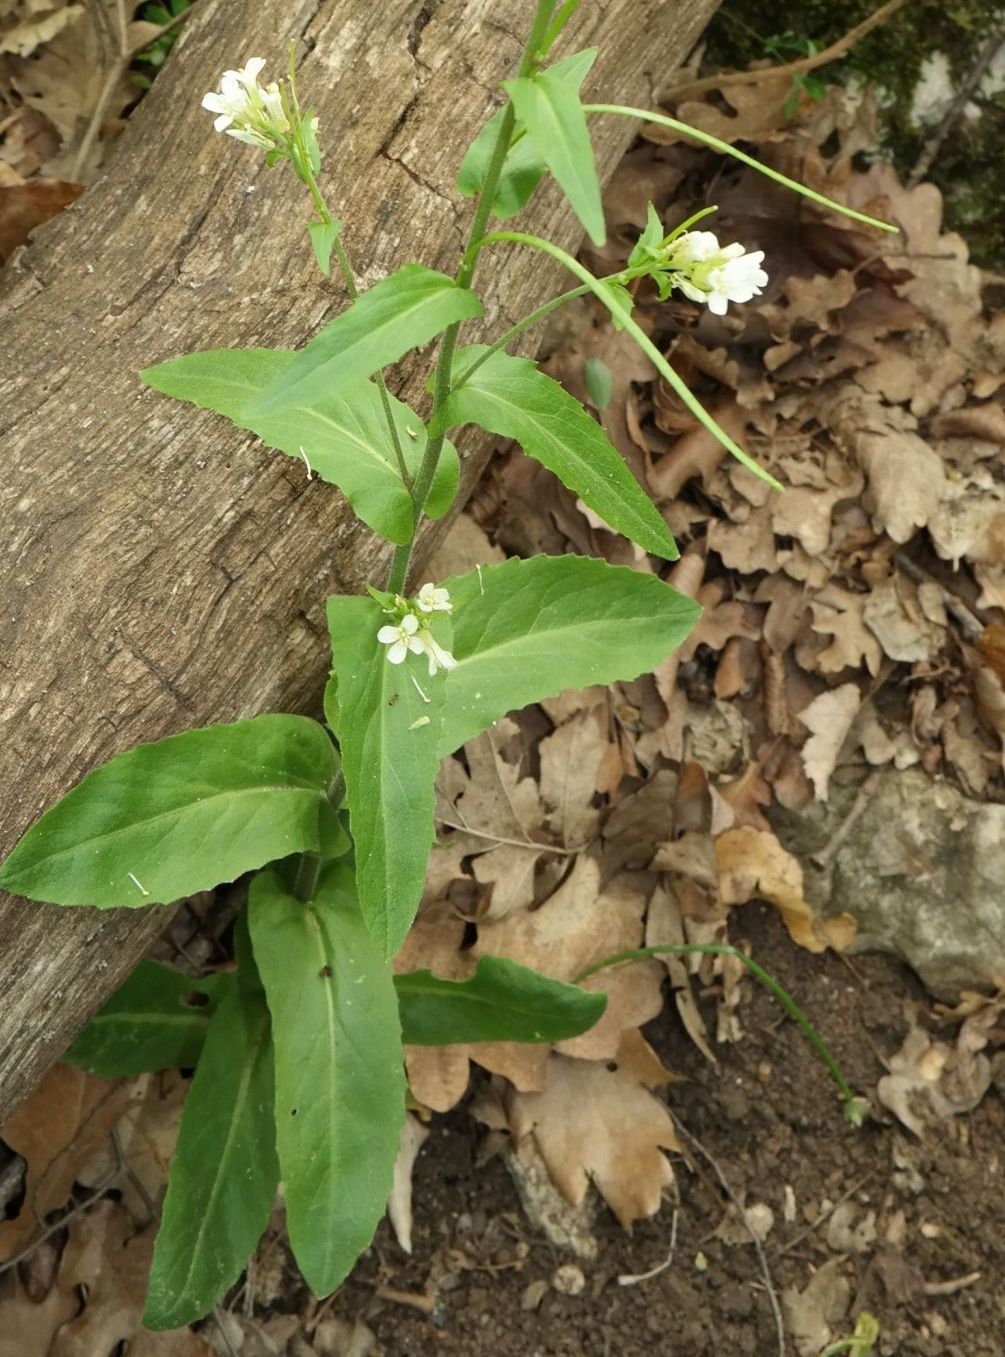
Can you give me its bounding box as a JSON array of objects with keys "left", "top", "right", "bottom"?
[{"left": 0, "top": 0, "right": 718, "bottom": 1120}]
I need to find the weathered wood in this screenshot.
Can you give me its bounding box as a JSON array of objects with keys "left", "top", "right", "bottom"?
[{"left": 0, "top": 0, "right": 717, "bottom": 1120}]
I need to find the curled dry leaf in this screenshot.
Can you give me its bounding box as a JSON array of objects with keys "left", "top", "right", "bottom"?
[
  {"left": 715, "top": 825, "right": 855, "bottom": 952},
  {"left": 387, "top": 1113, "right": 429, "bottom": 1255},
  {"left": 876, "top": 1002, "right": 1000, "bottom": 1136},
  {"left": 507, "top": 1029, "right": 680, "bottom": 1228},
  {"left": 799, "top": 682, "right": 862, "bottom": 800}
]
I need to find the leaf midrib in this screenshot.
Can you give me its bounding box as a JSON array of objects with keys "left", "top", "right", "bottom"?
[
  {"left": 9, "top": 782, "right": 323, "bottom": 875},
  {"left": 168, "top": 1005, "right": 267, "bottom": 1311}
]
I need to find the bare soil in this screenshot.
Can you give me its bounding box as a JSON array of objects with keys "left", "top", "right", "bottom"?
[{"left": 338, "top": 907, "right": 1005, "bottom": 1356}]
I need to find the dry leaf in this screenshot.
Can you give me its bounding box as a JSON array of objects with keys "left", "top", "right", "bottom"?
[
  {"left": 0, "top": 1064, "right": 130, "bottom": 1258},
  {"left": 876, "top": 1005, "right": 999, "bottom": 1137},
  {"left": 508, "top": 1030, "right": 679, "bottom": 1227},
  {"left": 782, "top": 1258, "right": 851, "bottom": 1357},
  {"left": 799, "top": 682, "right": 862, "bottom": 800},
  {"left": 715, "top": 826, "right": 855, "bottom": 952},
  {"left": 538, "top": 705, "right": 609, "bottom": 849},
  {"left": 387, "top": 1114, "right": 429, "bottom": 1255},
  {"left": 52, "top": 1200, "right": 154, "bottom": 1357}
]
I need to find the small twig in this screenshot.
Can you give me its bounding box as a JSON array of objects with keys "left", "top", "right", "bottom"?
[
  {"left": 811, "top": 770, "right": 882, "bottom": 869},
  {"left": 71, "top": 7, "right": 192, "bottom": 181},
  {"left": 671, "top": 1115, "right": 786, "bottom": 1357},
  {"left": 617, "top": 1209, "right": 679, "bottom": 1285},
  {"left": 773, "top": 1171, "right": 877, "bottom": 1258},
  {"left": 923, "top": 1270, "right": 982, "bottom": 1297},
  {"left": 908, "top": 19, "right": 1005, "bottom": 186},
  {"left": 111, "top": 1125, "right": 158, "bottom": 1223},
  {"left": 374, "top": 1284, "right": 437, "bottom": 1313},
  {"left": 0, "top": 1164, "right": 120, "bottom": 1276},
  {"left": 211, "top": 1309, "right": 241, "bottom": 1357},
  {"left": 660, "top": 0, "right": 906, "bottom": 105}
]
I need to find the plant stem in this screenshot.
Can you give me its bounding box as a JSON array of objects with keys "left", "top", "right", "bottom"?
[
  {"left": 293, "top": 852, "right": 322, "bottom": 903},
  {"left": 574, "top": 942, "right": 865, "bottom": 1124},
  {"left": 450, "top": 283, "right": 592, "bottom": 388},
  {"left": 300, "top": 172, "right": 413, "bottom": 492},
  {"left": 581, "top": 104, "right": 897, "bottom": 233},
  {"left": 385, "top": 0, "right": 558, "bottom": 596},
  {"left": 479, "top": 229, "right": 783, "bottom": 489}
]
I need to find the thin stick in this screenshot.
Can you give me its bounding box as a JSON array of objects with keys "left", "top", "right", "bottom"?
[
  {"left": 672, "top": 1115, "right": 786, "bottom": 1357},
  {"left": 660, "top": 0, "right": 907, "bottom": 105},
  {"left": 617, "top": 1209, "right": 679, "bottom": 1285},
  {"left": 810, "top": 770, "right": 881, "bottom": 869},
  {"left": 908, "top": 19, "right": 1005, "bottom": 186},
  {"left": 212, "top": 1310, "right": 241, "bottom": 1357}
]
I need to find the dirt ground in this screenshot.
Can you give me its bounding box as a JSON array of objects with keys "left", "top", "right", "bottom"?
[{"left": 335, "top": 908, "right": 1004, "bottom": 1357}]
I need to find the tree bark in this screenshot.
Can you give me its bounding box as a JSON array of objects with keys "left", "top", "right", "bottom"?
[{"left": 0, "top": 0, "right": 717, "bottom": 1120}]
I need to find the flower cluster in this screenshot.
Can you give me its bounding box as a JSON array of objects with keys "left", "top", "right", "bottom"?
[
  {"left": 377, "top": 583, "right": 456, "bottom": 676},
  {"left": 628, "top": 204, "right": 768, "bottom": 316},
  {"left": 201, "top": 57, "right": 321, "bottom": 185},
  {"left": 202, "top": 58, "right": 292, "bottom": 150}
]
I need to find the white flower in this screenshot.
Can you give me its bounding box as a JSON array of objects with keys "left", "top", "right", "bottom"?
[
  {"left": 377, "top": 612, "right": 424, "bottom": 665},
  {"left": 665, "top": 230, "right": 768, "bottom": 315},
  {"left": 417, "top": 629, "right": 457, "bottom": 676},
  {"left": 667, "top": 229, "right": 721, "bottom": 266},
  {"left": 416, "top": 582, "right": 452, "bottom": 614},
  {"left": 201, "top": 58, "right": 291, "bottom": 149},
  {"left": 704, "top": 247, "right": 768, "bottom": 315}
]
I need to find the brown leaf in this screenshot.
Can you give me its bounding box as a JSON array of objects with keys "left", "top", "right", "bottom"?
[
  {"left": 507, "top": 1030, "right": 680, "bottom": 1227},
  {"left": 538, "top": 706, "right": 609, "bottom": 849},
  {"left": 52, "top": 1200, "right": 154, "bottom": 1357},
  {"left": 799, "top": 683, "right": 862, "bottom": 800},
  {"left": 715, "top": 826, "right": 855, "bottom": 952},
  {"left": 0, "top": 179, "right": 81, "bottom": 261},
  {"left": 0, "top": 1064, "right": 130, "bottom": 1259}
]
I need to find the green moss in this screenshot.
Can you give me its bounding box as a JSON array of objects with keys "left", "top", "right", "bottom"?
[{"left": 702, "top": 0, "right": 1005, "bottom": 265}]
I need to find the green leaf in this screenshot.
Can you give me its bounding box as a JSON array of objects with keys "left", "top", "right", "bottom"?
[
  {"left": 457, "top": 49, "right": 597, "bottom": 219},
  {"left": 440, "top": 554, "right": 701, "bottom": 753},
  {"left": 307, "top": 218, "right": 342, "bottom": 275},
  {"left": 440, "top": 347, "right": 677, "bottom": 560},
  {"left": 141, "top": 350, "right": 458, "bottom": 545},
  {"left": 325, "top": 596, "right": 445, "bottom": 956},
  {"left": 144, "top": 961, "right": 279, "bottom": 1329},
  {"left": 396, "top": 956, "right": 606, "bottom": 1045},
  {"left": 504, "top": 72, "right": 605, "bottom": 245},
  {"left": 0, "top": 714, "right": 338, "bottom": 908},
  {"left": 65, "top": 960, "right": 232, "bottom": 1078},
  {"left": 246, "top": 264, "right": 484, "bottom": 417},
  {"left": 584, "top": 355, "right": 613, "bottom": 410},
  {"left": 248, "top": 865, "right": 404, "bottom": 1297}
]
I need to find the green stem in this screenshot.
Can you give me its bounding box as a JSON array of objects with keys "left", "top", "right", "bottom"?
[
  {"left": 384, "top": 0, "right": 558, "bottom": 595},
  {"left": 575, "top": 942, "right": 865, "bottom": 1124},
  {"left": 293, "top": 852, "right": 321, "bottom": 903},
  {"left": 479, "top": 229, "right": 783, "bottom": 489},
  {"left": 301, "top": 172, "right": 413, "bottom": 493},
  {"left": 582, "top": 104, "right": 897, "bottom": 234},
  {"left": 451, "top": 282, "right": 592, "bottom": 388}
]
